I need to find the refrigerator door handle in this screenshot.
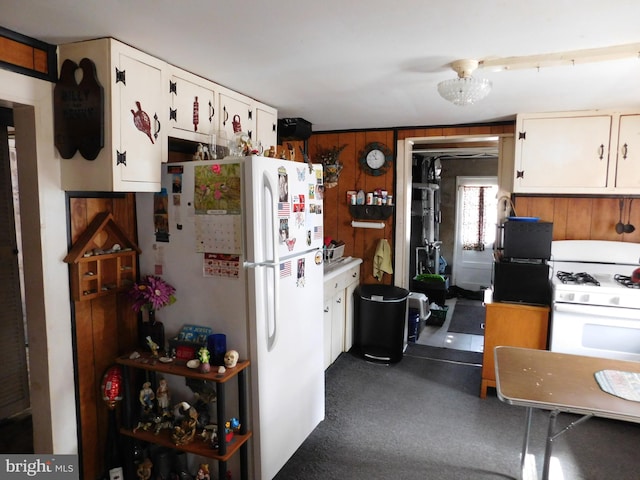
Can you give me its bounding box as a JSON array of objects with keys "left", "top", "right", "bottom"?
[
  {"left": 262, "top": 168, "right": 280, "bottom": 351},
  {"left": 266, "top": 263, "right": 278, "bottom": 352},
  {"left": 262, "top": 170, "right": 280, "bottom": 265}
]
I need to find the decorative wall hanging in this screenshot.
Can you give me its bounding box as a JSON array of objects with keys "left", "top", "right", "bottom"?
[
  {"left": 131, "top": 101, "right": 155, "bottom": 144},
  {"left": 54, "top": 57, "right": 104, "bottom": 160},
  {"left": 316, "top": 144, "right": 347, "bottom": 188}
]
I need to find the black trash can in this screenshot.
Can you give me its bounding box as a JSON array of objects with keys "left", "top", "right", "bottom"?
[{"left": 354, "top": 284, "right": 410, "bottom": 363}]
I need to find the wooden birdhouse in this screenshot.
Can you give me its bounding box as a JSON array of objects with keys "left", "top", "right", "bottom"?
[{"left": 64, "top": 212, "right": 141, "bottom": 301}]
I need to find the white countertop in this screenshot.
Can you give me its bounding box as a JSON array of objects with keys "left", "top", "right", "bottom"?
[{"left": 323, "top": 256, "right": 363, "bottom": 282}]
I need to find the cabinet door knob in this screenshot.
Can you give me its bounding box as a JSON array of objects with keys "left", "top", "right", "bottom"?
[
  {"left": 598, "top": 143, "right": 604, "bottom": 160},
  {"left": 623, "top": 143, "right": 629, "bottom": 159}
]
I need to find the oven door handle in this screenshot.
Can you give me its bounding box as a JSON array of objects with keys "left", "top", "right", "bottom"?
[{"left": 554, "top": 302, "right": 639, "bottom": 320}]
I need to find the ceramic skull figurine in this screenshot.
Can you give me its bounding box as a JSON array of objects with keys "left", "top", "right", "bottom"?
[{"left": 224, "top": 350, "right": 239, "bottom": 368}]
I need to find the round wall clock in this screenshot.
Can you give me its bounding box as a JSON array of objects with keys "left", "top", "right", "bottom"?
[{"left": 359, "top": 142, "right": 393, "bottom": 176}]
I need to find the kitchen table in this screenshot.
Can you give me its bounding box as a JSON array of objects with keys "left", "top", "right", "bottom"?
[{"left": 494, "top": 346, "right": 640, "bottom": 480}]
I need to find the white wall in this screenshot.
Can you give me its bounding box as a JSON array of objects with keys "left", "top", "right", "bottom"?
[{"left": 0, "top": 69, "right": 77, "bottom": 454}]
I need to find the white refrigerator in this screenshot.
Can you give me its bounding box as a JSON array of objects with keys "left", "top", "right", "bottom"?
[{"left": 136, "top": 156, "right": 325, "bottom": 479}]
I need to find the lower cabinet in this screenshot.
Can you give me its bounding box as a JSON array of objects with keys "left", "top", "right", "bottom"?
[
  {"left": 480, "top": 302, "right": 550, "bottom": 398},
  {"left": 323, "top": 291, "right": 345, "bottom": 368},
  {"left": 323, "top": 259, "right": 362, "bottom": 369}
]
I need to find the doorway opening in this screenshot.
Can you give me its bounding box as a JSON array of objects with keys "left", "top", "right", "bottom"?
[
  {"left": 0, "top": 110, "right": 33, "bottom": 453},
  {"left": 397, "top": 135, "right": 503, "bottom": 357}
]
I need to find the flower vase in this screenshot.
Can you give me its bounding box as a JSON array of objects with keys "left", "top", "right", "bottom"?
[
  {"left": 142, "top": 307, "right": 155, "bottom": 324},
  {"left": 139, "top": 308, "right": 165, "bottom": 353},
  {"left": 199, "top": 362, "right": 211, "bottom": 374}
]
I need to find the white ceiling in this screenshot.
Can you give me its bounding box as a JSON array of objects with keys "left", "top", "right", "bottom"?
[{"left": 3, "top": 0, "right": 640, "bottom": 132}]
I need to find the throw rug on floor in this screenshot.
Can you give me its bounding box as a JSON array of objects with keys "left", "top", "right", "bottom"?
[{"left": 447, "top": 303, "right": 485, "bottom": 335}]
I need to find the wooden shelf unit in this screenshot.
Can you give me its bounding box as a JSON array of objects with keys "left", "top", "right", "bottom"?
[
  {"left": 116, "top": 354, "right": 251, "bottom": 480},
  {"left": 64, "top": 212, "right": 140, "bottom": 301}
]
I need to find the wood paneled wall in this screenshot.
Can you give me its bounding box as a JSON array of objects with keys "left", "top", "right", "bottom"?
[
  {"left": 68, "top": 193, "right": 138, "bottom": 480},
  {"left": 515, "top": 196, "right": 640, "bottom": 242},
  {"left": 307, "top": 131, "right": 395, "bottom": 284},
  {"left": 397, "top": 123, "right": 514, "bottom": 140}
]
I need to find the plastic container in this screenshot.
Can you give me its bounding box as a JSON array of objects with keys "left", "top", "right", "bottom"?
[
  {"left": 410, "top": 274, "right": 449, "bottom": 307},
  {"left": 324, "top": 244, "right": 345, "bottom": 263},
  {"left": 407, "top": 308, "right": 422, "bottom": 342},
  {"left": 408, "top": 292, "right": 429, "bottom": 320},
  {"left": 354, "top": 284, "right": 410, "bottom": 363},
  {"left": 428, "top": 305, "right": 449, "bottom": 326}
]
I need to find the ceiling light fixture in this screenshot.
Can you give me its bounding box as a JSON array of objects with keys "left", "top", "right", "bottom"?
[{"left": 437, "top": 59, "right": 492, "bottom": 106}]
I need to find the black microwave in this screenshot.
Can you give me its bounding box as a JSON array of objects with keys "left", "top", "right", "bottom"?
[{"left": 502, "top": 221, "right": 553, "bottom": 260}]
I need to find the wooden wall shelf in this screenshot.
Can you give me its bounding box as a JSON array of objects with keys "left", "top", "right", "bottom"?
[
  {"left": 349, "top": 204, "right": 393, "bottom": 220},
  {"left": 64, "top": 211, "right": 141, "bottom": 301}
]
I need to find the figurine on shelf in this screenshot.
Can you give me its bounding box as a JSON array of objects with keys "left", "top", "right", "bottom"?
[
  {"left": 139, "top": 381, "right": 155, "bottom": 414},
  {"left": 198, "top": 346, "right": 211, "bottom": 373},
  {"left": 136, "top": 458, "right": 153, "bottom": 480},
  {"left": 153, "top": 411, "right": 173, "bottom": 435},
  {"left": 156, "top": 377, "right": 170, "bottom": 413},
  {"left": 196, "top": 463, "right": 210, "bottom": 480},
  {"left": 146, "top": 335, "right": 159, "bottom": 357},
  {"left": 224, "top": 350, "right": 239, "bottom": 368},
  {"left": 193, "top": 143, "right": 205, "bottom": 161},
  {"left": 227, "top": 417, "right": 241, "bottom": 433},
  {"left": 172, "top": 402, "right": 199, "bottom": 446}
]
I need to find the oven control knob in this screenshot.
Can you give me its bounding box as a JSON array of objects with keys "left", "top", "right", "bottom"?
[
  {"left": 610, "top": 297, "right": 620, "bottom": 306},
  {"left": 561, "top": 293, "right": 575, "bottom": 301},
  {"left": 579, "top": 294, "right": 590, "bottom": 303}
]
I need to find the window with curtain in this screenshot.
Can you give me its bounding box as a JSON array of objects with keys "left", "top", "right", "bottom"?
[{"left": 461, "top": 185, "right": 497, "bottom": 251}]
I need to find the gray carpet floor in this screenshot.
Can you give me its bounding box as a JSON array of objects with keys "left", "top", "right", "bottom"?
[{"left": 274, "top": 348, "right": 640, "bottom": 480}]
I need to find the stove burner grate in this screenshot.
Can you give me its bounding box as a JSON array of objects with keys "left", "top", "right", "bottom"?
[
  {"left": 614, "top": 274, "right": 640, "bottom": 289},
  {"left": 556, "top": 271, "right": 600, "bottom": 286}
]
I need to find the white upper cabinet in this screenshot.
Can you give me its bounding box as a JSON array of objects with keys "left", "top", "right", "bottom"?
[
  {"left": 57, "top": 38, "right": 277, "bottom": 191},
  {"left": 218, "top": 88, "right": 278, "bottom": 154},
  {"left": 514, "top": 113, "right": 611, "bottom": 193},
  {"left": 218, "top": 88, "right": 254, "bottom": 148},
  {"left": 168, "top": 67, "right": 217, "bottom": 142},
  {"left": 254, "top": 101, "right": 278, "bottom": 152},
  {"left": 613, "top": 114, "right": 640, "bottom": 190},
  {"left": 514, "top": 110, "right": 640, "bottom": 194},
  {"left": 58, "top": 38, "right": 167, "bottom": 192}
]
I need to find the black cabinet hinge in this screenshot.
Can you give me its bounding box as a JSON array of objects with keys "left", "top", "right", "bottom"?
[{"left": 115, "top": 68, "right": 126, "bottom": 85}]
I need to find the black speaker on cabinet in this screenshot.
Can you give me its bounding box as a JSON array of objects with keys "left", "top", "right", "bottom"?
[{"left": 277, "top": 117, "right": 312, "bottom": 143}]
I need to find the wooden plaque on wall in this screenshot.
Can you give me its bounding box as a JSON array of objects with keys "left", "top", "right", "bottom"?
[{"left": 54, "top": 58, "right": 104, "bottom": 160}]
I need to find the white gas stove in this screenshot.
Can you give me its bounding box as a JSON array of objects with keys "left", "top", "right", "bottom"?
[{"left": 548, "top": 240, "right": 640, "bottom": 361}]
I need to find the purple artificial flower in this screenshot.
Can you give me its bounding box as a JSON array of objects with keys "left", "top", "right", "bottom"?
[{"left": 129, "top": 275, "right": 176, "bottom": 312}]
